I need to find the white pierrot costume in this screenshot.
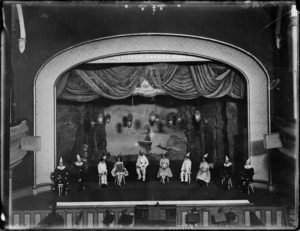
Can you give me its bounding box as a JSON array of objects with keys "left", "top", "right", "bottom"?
[
  {"left": 98, "top": 156, "right": 108, "bottom": 174},
  {"left": 136, "top": 149, "right": 149, "bottom": 181},
  {"left": 181, "top": 152, "right": 192, "bottom": 172},
  {"left": 136, "top": 150, "right": 149, "bottom": 169},
  {"left": 98, "top": 156, "right": 108, "bottom": 185},
  {"left": 180, "top": 152, "right": 192, "bottom": 182}
]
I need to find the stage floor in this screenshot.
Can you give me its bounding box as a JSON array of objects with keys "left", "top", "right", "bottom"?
[{"left": 13, "top": 180, "right": 293, "bottom": 211}]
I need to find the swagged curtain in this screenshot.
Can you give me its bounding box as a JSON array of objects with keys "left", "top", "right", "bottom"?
[{"left": 57, "top": 63, "right": 244, "bottom": 101}]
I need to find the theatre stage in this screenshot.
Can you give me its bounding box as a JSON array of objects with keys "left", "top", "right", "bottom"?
[{"left": 12, "top": 180, "right": 290, "bottom": 211}]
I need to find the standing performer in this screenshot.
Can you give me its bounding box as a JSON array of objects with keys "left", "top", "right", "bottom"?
[
  {"left": 51, "top": 157, "right": 69, "bottom": 196},
  {"left": 136, "top": 149, "right": 149, "bottom": 182},
  {"left": 74, "top": 154, "right": 86, "bottom": 191},
  {"left": 220, "top": 156, "right": 233, "bottom": 189},
  {"left": 180, "top": 152, "right": 192, "bottom": 184},
  {"left": 111, "top": 154, "right": 129, "bottom": 186},
  {"left": 98, "top": 156, "right": 108, "bottom": 187},
  {"left": 239, "top": 157, "right": 254, "bottom": 193},
  {"left": 196, "top": 153, "right": 211, "bottom": 186},
  {"left": 157, "top": 151, "right": 173, "bottom": 184}
]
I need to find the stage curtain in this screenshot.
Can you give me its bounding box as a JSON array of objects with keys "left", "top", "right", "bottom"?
[
  {"left": 57, "top": 65, "right": 145, "bottom": 101},
  {"left": 57, "top": 63, "right": 244, "bottom": 101}
]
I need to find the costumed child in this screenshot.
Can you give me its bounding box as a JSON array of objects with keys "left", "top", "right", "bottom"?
[
  {"left": 136, "top": 148, "right": 149, "bottom": 182},
  {"left": 196, "top": 153, "right": 211, "bottom": 186},
  {"left": 220, "top": 155, "right": 233, "bottom": 189},
  {"left": 239, "top": 157, "right": 254, "bottom": 193},
  {"left": 74, "top": 154, "right": 86, "bottom": 191},
  {"left": 111, "top": 154, "right": 129, "bottom": 186},
  {"left": 157, "top": 151, "right": 173, "bottom": 184},
  {"left": 180, "top": 152, "right": 192, "bottom": 184},
  {"left": 98, "top": 155, "right": 108, "bottom": 187},
  {"left": 51, "top": 157, "right": 69, "bottom": 196}
]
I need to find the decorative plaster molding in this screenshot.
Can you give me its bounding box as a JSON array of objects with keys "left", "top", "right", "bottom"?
[{"left": 34, "top": 34, "right": 270, "bottom": 191}]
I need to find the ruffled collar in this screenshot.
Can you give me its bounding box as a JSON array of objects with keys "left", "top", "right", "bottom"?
[
  {"left": 75, "top": 161, "right": 83, "bottom": 166},
  {"left": 57, "top": 166, "right": 65, "bottom": 170},
  {"left": 224, "top": 162, "right": 232, "bottom": 167},
  {"left": 244, "top": 164, "right": 253, "bottom": 169}
]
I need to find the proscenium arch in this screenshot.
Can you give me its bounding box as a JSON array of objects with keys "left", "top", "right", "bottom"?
[{"left": 34, "top": 34, "right": 270, "bottom": 193}]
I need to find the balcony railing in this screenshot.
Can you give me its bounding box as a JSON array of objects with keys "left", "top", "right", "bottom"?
[{"left": 10, "top": 205, "right": 289, "bottom": 229}]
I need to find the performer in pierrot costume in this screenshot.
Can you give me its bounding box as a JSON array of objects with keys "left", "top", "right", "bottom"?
[
  {"left": 239, "top": 157, "right": 255, "bottom": 193},
  {"left": 74, "top": 154, "right": 86, "bottom": 191},
  {"left": 51, "top": 157, "right": 69, "bottom": 196},
  {"left": 220, "top": 155, "right": 233, "bottom": 189},
  {"left": 136, "top": 148, "right": 149, "bottom": 182},
  {"left": 98, "top": 155, "right": 108, "bottom": 187},
  {"left": 180, "top": 152, "right": 192, "bottom": 184}
]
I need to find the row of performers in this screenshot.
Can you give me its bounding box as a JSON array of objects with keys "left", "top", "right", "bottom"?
[{"left": 51, "top": 150, "right": 255, "bottom": 196}]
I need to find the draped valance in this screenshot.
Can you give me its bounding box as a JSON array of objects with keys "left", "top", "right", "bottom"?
[{"left": 57, "top": 63, "right": 245, "bottom": 102}]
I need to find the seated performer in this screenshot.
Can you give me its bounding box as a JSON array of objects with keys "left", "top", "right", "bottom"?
[
  {"left": 98, "top": 156, "right": 108, "bottom": 187},
  {"left": 136, "top": 149, "right": 149, "bottom": 182},
  {"left": 51, "top": 157, "right": 69, "bottom": 196},
  {"left": 180, "top": 152, "right": 192, "bottom": 184},
  {"left": 239, "top": 157, "right": 254, "bottom": 193},
  {"left": 220, "top": 156, "right": 233, "bottom": 188},
  {"left": 74, "top": 154, "right": 86, "bottom": 191},
  {"left": 196, "top": 153, "right": 211, "bottom": 186},
  {"left": 111, "top": 154, "right": 128, "bottom": 186},
  {"left": 157, "top": 151, "right": 173, "bottom": 184}
]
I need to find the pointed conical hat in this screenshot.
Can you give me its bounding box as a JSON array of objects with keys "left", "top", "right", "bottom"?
[
  {"left": 204, "top": 153, "right": 208, "bottom": 158},
  {"left": 185, "top": 152, "right": 190, "bottom": 158},
  {"left": 246, "top": 157, "right": 251, "bottom": 164},
  {"left": 76, "top": 154, "right": 81, "bottom": 162},
  {"left": 225, "top": 156, "right": 229, "bottom": 162},
  {"left": 59, "top": 157, "right": 63, "bottom": 163}
]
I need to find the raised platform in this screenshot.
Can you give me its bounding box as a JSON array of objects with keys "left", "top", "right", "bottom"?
[
  {"left": 57, "top": 199, "right": 251, "bottom": 208},
  {"left": 13, "top": 179, "right": 292, "bottom": 211}
]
